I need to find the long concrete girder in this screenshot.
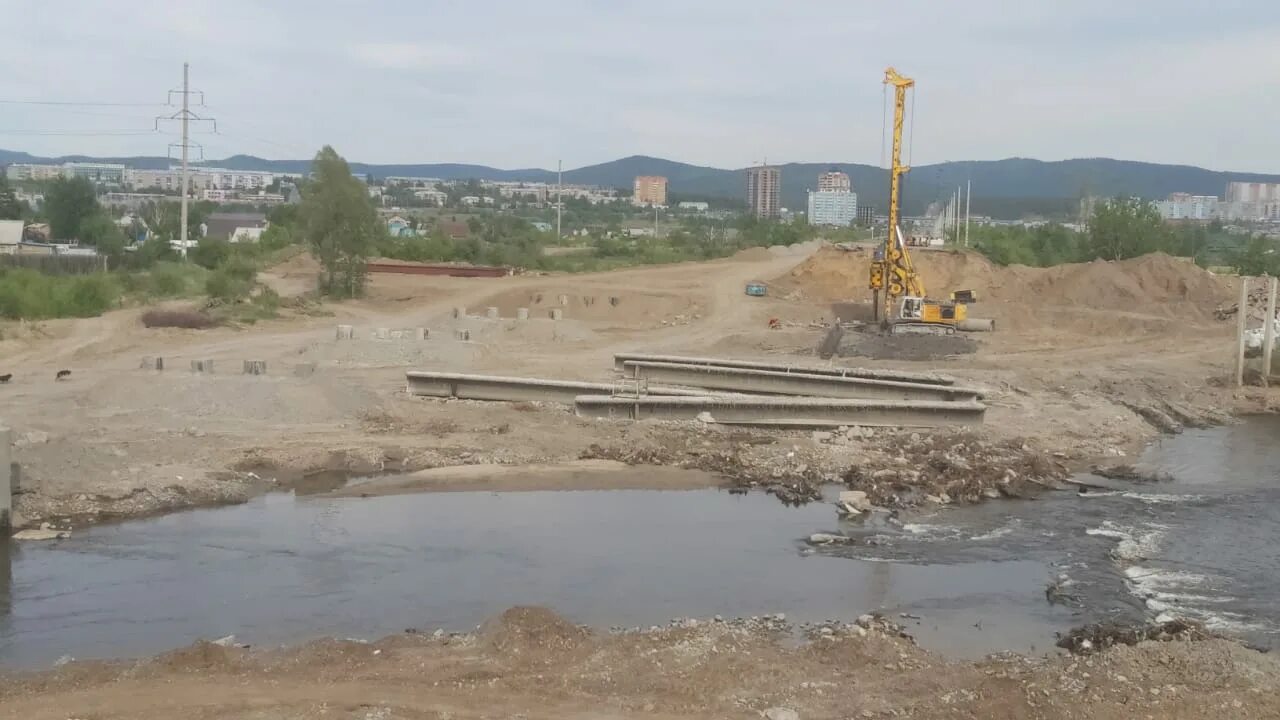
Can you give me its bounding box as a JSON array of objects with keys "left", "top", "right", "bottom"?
[
  {"left": 405, "top": 371, "right": 728, "bottom": 404},
  {"left": 620, "top": 361, "right": 982, "bottom": 403},
  {"left": 574, "top": 396, "right": 986, "bottom": 428},
  {"left": 612, "top": 352, "right": 956, "bottom": 386}
]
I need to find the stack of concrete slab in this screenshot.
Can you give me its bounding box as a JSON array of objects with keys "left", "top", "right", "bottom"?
[{"left": 405, "top": 353, "right": 985, "bottom": 429}]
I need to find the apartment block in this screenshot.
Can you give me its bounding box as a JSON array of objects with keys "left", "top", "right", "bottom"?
[
  {"left": 746, "top": 166, "right": 780, "bottom": 219},
  {"left": 633, "top": 176, "right": 669, "bottom": 207}
]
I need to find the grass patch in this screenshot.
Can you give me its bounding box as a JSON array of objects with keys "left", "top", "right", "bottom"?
[{"left": 0, "top": 269, "right": 121, "bottom": 320}]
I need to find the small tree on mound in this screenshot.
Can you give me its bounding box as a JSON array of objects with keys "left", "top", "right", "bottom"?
[{"left": 299, "top": 146, "right": 381, "bottom": 297}]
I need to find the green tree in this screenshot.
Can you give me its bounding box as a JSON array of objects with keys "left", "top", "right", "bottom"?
[
  {"left": 1231, "top": 235, "right": 1280, "bottom": 277},
  {"left": 0, "top": 176, "right": 22, "bottom": 220},
  {"left": 44, "top": 177, "right": 99, "bottom": 240},
  {"left": 300, "top": 146, "right": 381, "bottom": 297},
  {"left": 1085, "top": 197, "right": 1169, "bottom": 261},
  {"left": 77, "top": 213, "right": 127, "bottom": 260}
]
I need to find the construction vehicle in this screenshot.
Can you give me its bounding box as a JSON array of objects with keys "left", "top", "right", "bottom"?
[{"left": 868, "top": 67, "right": 971, "bottom": 336}]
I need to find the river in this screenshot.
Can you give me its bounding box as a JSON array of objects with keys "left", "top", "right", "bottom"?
[{"left": 1, "top": 417, "right": 1276, "bottom": 668}]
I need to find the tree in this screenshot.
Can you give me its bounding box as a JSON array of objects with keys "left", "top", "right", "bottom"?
[
  {"left": 1085, "top": 197, "right": 1169, "bottom": 261},
  {"left": 300, "top": 146, "right": 382, "bottom": 297},
  {"left": 77, "top": 213, "right": 127, "bottom": 260},
  {"left": 1231, "top": 235, "right": 1280, "bottom": 277},
  {"left": 0, "top": 176, "right": 22, "bottom": 220},
  {"left": 44, "top": 176, "right": 99, "bottom": 240}
]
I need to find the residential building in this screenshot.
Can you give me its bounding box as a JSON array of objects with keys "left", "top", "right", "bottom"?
[
  {"left": 678, "top": 201, "right": 709, "bottom": 212},
  {"left": 745, "top": 166, "right": 780, "bottom": 219},
  {"left": 5, "top": 163, "right": 65, "bottom": 182},
  {"left": 413, "top": 188, "right": 448, "bottom": 205},
  {"left": 1226, "top": 181, "right": 1280, "bottom": 204},
  {"left": 857, "top": 206, "right": 876, "bottom": 226},
  {"left": 531, "top": 221, "right": 553, "bottom": 232},
  {"left": 63, "top": 162, "right": 127, "bottom": 185},
  {"left": 807, "top": 190, "right": 858, "bottom": 227},
  {"left": 101, "top": 192, "right": 169, "bottom": 210},
  {"left": 633, "top": 176, "right": 669, "bottom": 207},
  {"left": 204, "top": 212, "right": 268, "bottom": 241},
  {"left": 125, "top": 168, "right": 214, "bottom": 193},
  {"left": 1155, "top": 193, "right": 1218, "bottom": 221},
  {"left": 817, "top": 170, "right": 851, "bottom": 193},
  {"left": 499, "top": 185, "right": 548, "bottom": 204}
]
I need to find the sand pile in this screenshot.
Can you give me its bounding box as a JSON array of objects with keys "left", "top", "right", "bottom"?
[{"left": 779, "top": 247, "right": 1234, "bottom": 323}]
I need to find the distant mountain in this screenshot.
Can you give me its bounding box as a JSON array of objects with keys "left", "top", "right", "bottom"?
[{"left": 5, "top": 149, "right": 1278, "bottom": 219}]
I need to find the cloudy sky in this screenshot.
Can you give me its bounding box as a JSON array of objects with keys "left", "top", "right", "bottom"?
[{"left": 2, "top": 0, "right": 1276, "bottom": 171}]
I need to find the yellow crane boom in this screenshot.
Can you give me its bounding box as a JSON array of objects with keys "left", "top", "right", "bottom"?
[{"left": 870, "top": 67, "right": 926, "bottom": 320}]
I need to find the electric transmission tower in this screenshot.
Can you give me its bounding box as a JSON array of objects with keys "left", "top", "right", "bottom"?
[{"left": 155, "top": 63, "right": 216, "bottom": 246}]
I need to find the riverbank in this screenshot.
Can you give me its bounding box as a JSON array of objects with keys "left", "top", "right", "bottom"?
[
  {"left": 3, "top": 606, "right": 1275, "bottom": 719},
  {"left": 3, "top": 248, "right": 1277, "bottom": 530}
]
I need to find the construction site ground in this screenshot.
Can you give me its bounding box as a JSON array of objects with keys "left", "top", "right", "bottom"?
[{"left": 3, "top": 243, "right": 1279, "bottom": 716}]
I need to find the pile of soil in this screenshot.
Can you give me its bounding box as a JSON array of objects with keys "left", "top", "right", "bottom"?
[
  {"left": 836, "top": 328, "right": 979, "bottom": 361},
  {"left": 777, "top": 247, "right": 1235, "bottom": 332}
]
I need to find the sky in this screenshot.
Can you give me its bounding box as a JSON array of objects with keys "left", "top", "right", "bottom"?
[{"left": 1, "top": 0, "right": 1277, "bottom": 172}]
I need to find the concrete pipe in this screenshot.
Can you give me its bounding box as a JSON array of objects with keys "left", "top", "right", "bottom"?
[{"left": 958, "top": 318, "right": 996, "bottom": 333}]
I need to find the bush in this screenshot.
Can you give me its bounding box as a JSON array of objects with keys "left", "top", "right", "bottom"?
[
  {"left": 147, "top": 262, "right": 202, "bottom": 297},
  {"left": 141, "top": 309, "right": 218, "bottom": 329},
  {"left": 0, "top": 269, "right": 120, "bottom": 319},
  {"left": 205, "top": 268, "right": 252, "bottom": 301}
]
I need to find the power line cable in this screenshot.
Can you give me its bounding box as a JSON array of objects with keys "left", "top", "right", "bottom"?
[{"left": 0, "top": 100, "right": 166, "bottom": 107}]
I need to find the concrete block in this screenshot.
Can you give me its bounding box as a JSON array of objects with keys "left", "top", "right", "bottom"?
[
  {"left": 558, "top": 294, "right": 569, "bottom": 306},
  {"left": 293, "top": 362, "right": 316, "bottom": 378},
  {"left": 453, "top": 306, "right": 466, "bottom": 319},
  {"left": 486, "top": 307, "right": 499, "bottom": 319},
  {"left": 336, "top": 325, "right": 354, "bottom": 340},
  {"left": 454, "top": 329, "right": 471, "bottom": 341},
  {"left": 549, "top": 309, "right": 563, "bottom": 321},
  {"left": 416, "top": 327, "right": 429, "bottom": 340},
  {"left": 243, "top": 360, "right": 267, "bottom": 375},
  {"left": 374, "top": 328, "right": 390, "bottom": 341},
  {"left": 389, "top": 329, "right": 408, "bottom": 340},
  {"left": 140, "top": 356, "right": 164, "bottom": 371},
  {"left": 190, "top": 359, "right": 214, "bottom": 373},
  {"left": 0, "top": 427, "right": 10, "bottom": 530},
  {"left": 516, "top": 308, "right": 529, "bottom": 320}
]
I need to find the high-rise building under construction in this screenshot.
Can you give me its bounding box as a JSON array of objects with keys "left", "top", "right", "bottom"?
[{"left": 746, "top": 166, "right": 780, "bottom": 219}]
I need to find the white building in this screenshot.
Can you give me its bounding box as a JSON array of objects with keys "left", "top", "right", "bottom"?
[
  {"left": 1155, "top": 193, "right": 1219, "bottom": 221},
  {"left": 807, "top": 190, "right": 858, "bottom": 227},
  {"left": 678, "top": 201, "right": 710, "bottom": 212},
  {"left": 413, "top": 188, "right": 448, "bottom": 204},
  {"left": 229, "top": 227, "right": 266, "bottom": 243},
  {"left": 1226, "top": 181, "right": 1280, "bottom": 204},
  {"left": 5, "top": 163, "right": 65, "bottom": 182}
]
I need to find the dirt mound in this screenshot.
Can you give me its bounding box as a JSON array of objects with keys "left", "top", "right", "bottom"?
[
  {"left": 479, "top": 606, "right": 589, "bottom": 653},
  {"left": 732, "top": 246, "right": 774, "bottom": 261},
  {"left": 778, "top": 247, "right": 1234, "bottom": 331}
]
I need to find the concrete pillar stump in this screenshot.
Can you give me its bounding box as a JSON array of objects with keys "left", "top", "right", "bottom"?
[
  {"left": 243, "top": 360, "right": 267, "bottom": 375},
  {"left": 454, "top": 329, "right": 471, "bottom": 341},
  {"left": 485, "top": 307, "right": 499, "bottom": 319},
  {"left": 453, "top": 306, "right": 466, "bottom": 319},
  {"left": 293, "top": 362, "right": 316, "bottom": 378},
  {"left": 374, "top": 328, "right": 390, "bottom": 340},
  {"left": 558, "top": 294, "right": 569, "bottom": 306},
  {"left": 140, "top": 357, "right": 164, "bottom": 370},
  {"left": 416, "top": 328, "right": 429, "bottom": 340},
  {"left": 516, "top": 308, "right": 529, "bottom": 320},
  {"left": 336, "top": 325, "right": 354, "bottom": 340},
  {"left": 550, "top": 309, "right": 563, "bottom": 321},
  {"left": 190, "top": 359, "right": 214, "bottom": 373}
]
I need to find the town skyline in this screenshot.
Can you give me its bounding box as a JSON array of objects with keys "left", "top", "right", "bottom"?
[{"left": 1, "top": 1, "right": 1276, "bottom": 173}]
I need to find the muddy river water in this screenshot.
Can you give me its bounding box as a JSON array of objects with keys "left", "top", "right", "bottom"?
[{"left": 2, "top": 417, "right": 1277, "bottom": 668}]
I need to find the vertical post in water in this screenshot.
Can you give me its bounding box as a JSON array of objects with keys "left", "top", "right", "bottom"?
[
  {"left": 1236, "top": 276, "right": 1250, "bottom": 387},
  {"left": 0, "top": 426, "right": 11, "bottom": 531},
  {"left": 1264, "top": 276, "right": 1278, "bottom": 385}
]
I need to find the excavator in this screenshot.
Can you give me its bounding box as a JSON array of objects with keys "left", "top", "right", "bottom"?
[{"left": 869, "top": 67, "right": 970, "bottom": 336}]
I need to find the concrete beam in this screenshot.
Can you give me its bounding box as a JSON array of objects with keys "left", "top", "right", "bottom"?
[
  {"left": 0, "top": 427, "right": 10, "bottom": 531},
  {"left": 621, "top": 361, "right": 982, "bottom": 403},
  {"left": 612, "top": 353, "right": 955, "bottom": 386},
  {"left": 574, "top": 396, "right": 986, "bottom": 428},
  {"left": 405, "top": 371, "right": 725, "bottom": 404}
]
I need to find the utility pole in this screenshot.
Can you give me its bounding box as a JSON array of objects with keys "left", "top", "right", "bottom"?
[
  {"left": 556, "top": 160, "right": 562, "bottom": 243},
  {"left": 156, "top": 63, "right": 214, "bottom": 250},
  {"left": 964, "top": 179, "right": 972, "bottom": 248}
]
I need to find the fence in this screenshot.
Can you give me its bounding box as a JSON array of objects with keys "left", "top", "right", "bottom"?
[{"left": 0, "top": 253, "right": 108, "bottom": 275}]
